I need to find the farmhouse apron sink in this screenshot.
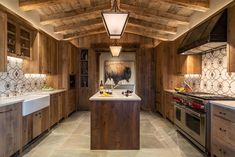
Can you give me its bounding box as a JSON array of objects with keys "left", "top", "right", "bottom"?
[{"left": 22, "top": 94, "right": 50, "bottom": 116}]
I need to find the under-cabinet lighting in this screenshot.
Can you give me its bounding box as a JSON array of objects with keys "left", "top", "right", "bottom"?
[
  {"left": 24, "top": 74, "right": 46, "bottom": 78},
  {"left": 7, "top": 56, "right": 23, "bottom": 63},
  {"left": 184, "top": 74, "right": 201, "bottom": 78}
]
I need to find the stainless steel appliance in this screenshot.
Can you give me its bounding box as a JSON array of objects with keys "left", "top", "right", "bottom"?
[{"left": 173, "top": 92, "right": 235, "bottom": 154}]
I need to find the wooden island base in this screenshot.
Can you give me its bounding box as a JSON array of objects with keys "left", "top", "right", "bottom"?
[{"left": 90, "top": 101, "right": 140, "bottom": 150}]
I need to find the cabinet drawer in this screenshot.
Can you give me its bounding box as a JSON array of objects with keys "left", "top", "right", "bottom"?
[
  {"left": 213, "top": 105, "right": 235, "bottom": 123},
  {"left": 212, "top": 116, "right": 235, "bottom": 147},
  {"left": 212, "top": 139, "right": 235, "bottom": 157}
]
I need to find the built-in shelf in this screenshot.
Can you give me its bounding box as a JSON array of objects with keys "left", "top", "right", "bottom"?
[{"left": 80, "top": 49, "right": 89, "bottom": 88}]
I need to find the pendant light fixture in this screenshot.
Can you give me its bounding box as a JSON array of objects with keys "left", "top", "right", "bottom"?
[
  {"left": 101, "top": 0, "right": 129, "bottom": 39},
  {"left": 110, "top": 40, "right": 122, "bottom": 57}
]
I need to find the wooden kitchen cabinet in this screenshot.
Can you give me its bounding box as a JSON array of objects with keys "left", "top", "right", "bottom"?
[
  {"left": 69, "top": 45, "right": 77, "bottom": 75},
  {"left": 164, "top": 91, "right": 174, "bottom": 122},
  {"left": 50, "top": 92, "right": 66, "bottom": 126},
  {"left": 0, "top": 10, "right": 7, "bottom": 72},
  {"left": 211, "top": 104, "right": 235, "bottom": 157},
  {"left": 227, "top": 5, "right": 235, "bottom": 72},
  {"left": 33, "top": 107, "right": 50, "bottom": 139},
  {"left": 50, "top": 93, "right": 59, "bottom": 127},
  {"left": 67, "top": 89, "right": 76, "bottom": 115},
  {"left": 0, "top": 103, "right": 22, "bottom": 157},
  {"left": 7, "top": 16, "right": 33, "bottom": 60},
  {"left": 22, "top": 107, "right": 50, "bottom": 146},
  {"left": 23, "top": 32, "right": 58, "bottom": 74}
]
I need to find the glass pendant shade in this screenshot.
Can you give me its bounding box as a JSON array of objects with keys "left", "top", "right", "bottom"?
[
  {"left": 102, "top": 12, "right": 129, "bottom": 39},
  {"left": 110, "top": 45, "right": 122, "bottom": 57}
]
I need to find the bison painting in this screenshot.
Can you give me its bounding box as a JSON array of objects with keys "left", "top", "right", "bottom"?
[{"left": 104, "top": 61, "right": 133, "bottom": 85}]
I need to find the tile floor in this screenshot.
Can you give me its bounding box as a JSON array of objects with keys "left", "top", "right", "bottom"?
[{"left": 23, "top": 112, "right": 204, "bottom": 157}]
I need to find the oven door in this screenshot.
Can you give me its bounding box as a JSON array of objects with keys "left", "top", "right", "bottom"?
[
  {"left": 184, "top": 107, "right": 206, "bottom": 147},
  {"left": 174, "top": 103, "right": 185, "bottom": 129}
]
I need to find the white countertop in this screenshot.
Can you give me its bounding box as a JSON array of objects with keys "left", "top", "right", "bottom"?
[
  {"left": 89, "top": 90, "right": 141, "bottom": 101},
  {"left": 0, "top": 89, "right": 66, "bottom": 108},
  {"left": 210, "top": 100, "right": 235, "bottom": 110}
]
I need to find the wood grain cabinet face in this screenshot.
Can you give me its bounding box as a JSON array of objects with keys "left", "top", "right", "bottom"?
[
  {"left": 68, "top": 89, "right": 76, "bottom": 115},
  {"left": 50, "top": 94, "right": 59, "bottom": 127},
  {"left": 0, "top": 103, "right": 22, "bottom": 157},
  {"left": 227, "top": 5, "right": 235, "bottom": 72},
  {"left": 164, "top": 92, "right": 174, "bottom": 122},
  {"left": 22, "top": 107, "right": 49, "bottom": 146},
  {"left": 0, "top": 10, "right": 7, "bottom": 72},
  {"left": 211, "top": 105, "right": 235, "bottom": 157}
]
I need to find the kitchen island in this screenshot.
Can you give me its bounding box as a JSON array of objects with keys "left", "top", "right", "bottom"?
[{"left": 89, "top": 90, "right": 141, "bottom": 150}]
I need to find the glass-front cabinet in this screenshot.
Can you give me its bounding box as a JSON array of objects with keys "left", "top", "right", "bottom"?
[{"left": 7, "top": 19, "right": 32, "bottom": 60}]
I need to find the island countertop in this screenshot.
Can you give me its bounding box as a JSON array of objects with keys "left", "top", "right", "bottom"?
[{"left": 89, "top": 90, "right": 141, "bottom": 101}]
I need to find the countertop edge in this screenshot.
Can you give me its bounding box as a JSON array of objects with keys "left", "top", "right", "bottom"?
[
  {"left": 210, "top": 101, "right": 235, "bottom": 110},
  {"left": 0, "top": 89, "right": 67, "bottom": 108}
]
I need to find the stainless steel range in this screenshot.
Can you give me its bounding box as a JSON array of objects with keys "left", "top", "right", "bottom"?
[{"left": 173, "top": 92, "right": 235, "bottom": 154}]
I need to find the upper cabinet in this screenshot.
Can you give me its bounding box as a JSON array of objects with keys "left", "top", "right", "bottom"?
[
  {"left": 176, "top": 55, "right": 202, "bottom": 75},
  {"left": 23, "top": 32, "right": 58, "bottom": 74},
  {"left": 7, "top": 17, "right": 33, "bottom": 60},
  {"left": 227, "top": 5, "right": 235, "bottom": 72},
  {"left": 174, "top": 37, "right": 202, "bottom": 75},
  {"left": 0, "top": 10, "right": 7, "bottom": 72}
]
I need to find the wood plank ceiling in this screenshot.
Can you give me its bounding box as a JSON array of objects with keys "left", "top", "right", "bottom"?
[{"left": 19, "top": 0, "right": 209, "bottom": 42}]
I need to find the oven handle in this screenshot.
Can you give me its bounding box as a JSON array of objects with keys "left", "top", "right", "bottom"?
[{"left": 185, "top": 107, "right": 205, "bottom": 118}]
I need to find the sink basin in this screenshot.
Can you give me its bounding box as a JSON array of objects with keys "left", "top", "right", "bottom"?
[{"left": 22, "top": 94, "right": 50, "bottom": 116}]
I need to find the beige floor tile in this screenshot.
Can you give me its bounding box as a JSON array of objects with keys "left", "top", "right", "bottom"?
[
  {"left": 52, "top": 123, "right": 79, "bottom": 135},
  {"left": 50, "top": 149, "right": 106, "bottom": 157},
  {"left": 38, "top": 134, "right": 69, "bottom": 148},
  {"left": 23, "top": 112, "right": 204, "bottom": 157},
  {"left": 140, "top": 134, "right": 165, "bottom": 149},
  {"left": 60, "top": 134, "right": 90, "bottom": 150}
]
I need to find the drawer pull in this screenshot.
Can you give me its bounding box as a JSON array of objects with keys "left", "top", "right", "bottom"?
[{"left": 0, "top": 109, "right": 13, "bottom": 113}]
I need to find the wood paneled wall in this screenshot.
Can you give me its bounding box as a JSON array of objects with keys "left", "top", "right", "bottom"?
[{"left": 77, "top": 33, "right": 155, "bottom": 111}]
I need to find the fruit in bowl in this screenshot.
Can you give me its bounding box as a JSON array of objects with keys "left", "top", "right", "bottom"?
[{"left": 42, "top": 85, "right": 54, "bottom": 91}]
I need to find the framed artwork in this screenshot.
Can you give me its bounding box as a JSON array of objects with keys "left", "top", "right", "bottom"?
[{"left": 104, "top": 60, "right": 135, "bottom": 85}]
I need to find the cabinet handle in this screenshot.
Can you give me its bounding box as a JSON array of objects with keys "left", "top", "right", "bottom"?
[{"left": 0, "top": 109, "right": 13, "bottom": 113}]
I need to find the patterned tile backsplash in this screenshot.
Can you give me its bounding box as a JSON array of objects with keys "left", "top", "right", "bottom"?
[
  {"left": 0, "top": 57, "right": 47, "bottom": 97},
  {"left": 185, "top": 46, "right": 235, "bottom": 96}
]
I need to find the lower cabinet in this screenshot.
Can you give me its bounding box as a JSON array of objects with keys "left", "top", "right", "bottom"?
[
  {"left": 0, "top": 103, "right": 22, "bottom": 157},
  {"left": 211, "top": 104, "right": 235, "bottom": 157},
  {"left": 67, "top": 89, "right": 76, "bottom": 115},
  {"left": 22, "top": 107, "right": 50, "bottom": 146},
  {"left": 50, "top": 92, "right": 66, "bottom": 127},
  {"left": 164, "top": 91, "right": 174, "bottom": 122}
]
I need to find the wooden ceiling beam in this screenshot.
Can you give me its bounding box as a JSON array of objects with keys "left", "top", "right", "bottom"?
[
  {"left": 125, "top": 25, "right": 169, "bottom": 41},
  {"left": 154, "top": 0, "right": 209, "bottom": 12},
  {"left": 54, "top": 18, "right": 103, "bottom": 34},
  {"left": 120, "top": 3, "right": 190, "bottom": 25},
  {"left": 63, "top": 27, "right": 106, "bottom": 40},
  {"left": 128, "top": 18, "right": 177, "bottom": 34},
  {"left": 19, "top": 0, "right": 68, "bottom": 11},
  {"left": 40, "top": 3, "right": 110, "bottom": 25}
]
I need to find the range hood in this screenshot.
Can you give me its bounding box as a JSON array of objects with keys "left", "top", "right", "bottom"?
[{"left": 178, "top": 10, "right": 227, "bottom": 55}]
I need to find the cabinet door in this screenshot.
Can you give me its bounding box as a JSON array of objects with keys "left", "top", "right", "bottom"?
[
  {"left": 49, "top": 37, "right": 58, "bottom": 74},
  {"left": 50, "top": 94, "right": 59, "bottom": 126},
  {"left": 22, "top": 114, "right": 33, "bottom": 146},
  {"left": 227, "top": 6, "right": 235, "bottom": 72},
  {"left": 39, "top": 33, "right": 50, "bottom": 74},
  {"left": 41, "top": 107, "right": 50, "bottom": 133},
  {"left": 58, "top": 92, "right": 65, "bottom": 120},
  {"left": 0, "top": 11, "right": 7, "bottom": 72},
  {"left": 33, "top": 111, "right": 42, "bottom": 139},
  {"left": 68, "top": 90, "right": 76, "bottom": 114},
  {"left": 0, "top": 103, "right": 21, "bottom": 157}
]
